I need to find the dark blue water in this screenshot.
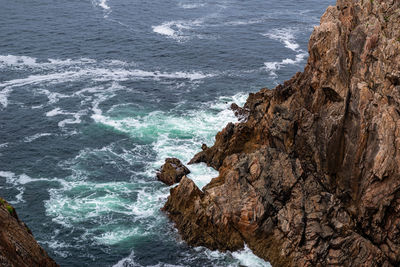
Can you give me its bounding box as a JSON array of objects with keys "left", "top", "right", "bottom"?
[{"left": 0, "top": 0, "right": 333, "bottom": 266}]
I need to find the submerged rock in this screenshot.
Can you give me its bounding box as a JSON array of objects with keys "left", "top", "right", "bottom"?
[
  {"left": 164, "top": 0, "right": 400, "bottom": 266},
  {"left": 157, "top": 158, "right": 190, "bottom": 186},
  {"left": 0, "top": 197, "right": 58, "bottom": 266}
]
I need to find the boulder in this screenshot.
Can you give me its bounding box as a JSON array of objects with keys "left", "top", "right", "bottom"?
[{"left": 157, "top": 158, "right": 190, "bottom": 186}]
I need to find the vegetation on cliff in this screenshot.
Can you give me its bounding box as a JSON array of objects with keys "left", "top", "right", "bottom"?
[{"left": 0, "top": 197, "right": 58, "bottom": 267}]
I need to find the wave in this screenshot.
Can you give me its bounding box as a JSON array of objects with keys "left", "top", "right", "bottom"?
[
  {"left": 225, "top": 18, "right": 265, "bottom": 26},
  {"left": 262, "top": 28, "right": 301, "bottom": 52},
  {"left": 0, "top": 143, "right": 8, "bottom": 149},
  {"left": 91, "top": 0, "right": 111, "bottom": 14},
  {"left": 152, "top": 19, "right": 205, "bottom": 41},
  {"left": 231, "top": 245, "right": 271, "bottom": 267},
  {"left": 264, "top": 52, "right": 307, "bottom": 78},
  {"left": 0, "top": 88, "right": 11, "bottom": 108},
  {"left": 114, "top": 244, "right": 270, "bottom": 267},
  {"left": 0, "top": 55, "right": 96, "bottom": 69},
  {"left": 0, "top": 171, "right": 62, "bottom": 204},
  {"left": 261, "top": 28, "right": 308, "bottom": 78},
  {"left": 24, "top": 133, "right": 53, "bottom": 143},
  {"left": 178, "top": 2, "right": 206, "bottom": 9},
  {"left": 0, "top": 65, "right": 214, "bottom": 90}
]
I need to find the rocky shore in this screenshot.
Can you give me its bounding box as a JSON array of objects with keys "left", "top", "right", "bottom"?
[
  {"left": 0, "top": 197, "right": 58, "bottom": 267},
  {"left": 163, "top": 0, "right": 400, "bottom": 266}
]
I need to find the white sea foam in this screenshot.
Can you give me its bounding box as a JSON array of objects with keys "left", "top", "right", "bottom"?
[
  {"left": 58, "top": 110, "right": 86, "bottom": 128},
  {"left": 24, "top": 133, "right": 53, "bottom": 143},
  {"left": 178, "top": 2, "right": 206, "bottom": 9},
  {"left": 261, "top": 27, "right": 309, "bottom": 78},
  {"left": 113, "top": 252, "right": 138, "bottom": 267},
  {"left": 0, "top": 67, "right": 214, "bottom": 90},
  {"left": 0, "top": 88, "right": 12, "bottom": 108},
  {"left": 231, "top": 245, "right": 271, "bottom": 267},
  {"left": 0, "top": 143, "right": 8, "bottom": 149},
  {"left": 152, "top": 19, "right": 204, "bottom": 41},
  {"left": 0, "top": 172, "right": 54, "bottom": 185},
  {"left": 98, "top": 0, "right": 110, "bottom": 10},
  {"left": 263, "top": 28, "right": 300, "bottom": 52},
  {"left": 264, "top": 52, "right": 307, "bottom": 77},
  {"left": 0, "top": 172, "right": 60, "bottom": 203},
  {"left": 0, "top": 55, "right": 96, "bottom": 69},
  {"left": 196, "top": 244, "right": 270, "bottom": 267},
  {"left": 153, "top": 23, "right": 175, "bottom": 37},
  {"left": 40, "top": 240, "right": 72, "bottom": 258},
  {"left": 0, "top": 171, "right": 15, "bottom": 181},
  {"left": 38, "top": 89, "right": 69, "bottom": 105},
  {"left": 225, "top": 18, "right": 265, "bottom": 26},
  {"left": 90, "top": 0, "right": 111, "bottom": 13},
  {"left": 0, "top": 55, "right": 37, "bottom": 67},
  {"left": 46, "top": 108, "right": 65, "bottom": 117}
]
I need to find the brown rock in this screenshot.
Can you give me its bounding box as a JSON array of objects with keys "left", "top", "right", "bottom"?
[
  {"left": 0, "top": 197, "right": 58, "bottom": 267},
  {"left": 230, "top": 103, "right": 249, "bottom": 121},
  {"left": 157, "top": 158, "right": 190, "bottom": 186},
  {"left": 163, "top": 0, "right": 400, "bottom": 266}
]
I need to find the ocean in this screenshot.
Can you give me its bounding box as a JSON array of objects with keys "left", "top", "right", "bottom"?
[{"left": 0, "top": 0, "right": 333, "bottom": 266}]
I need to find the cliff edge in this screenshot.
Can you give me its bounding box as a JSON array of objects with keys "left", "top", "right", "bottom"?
[
  {"left": 0, "top": 197, "right": 58, "bottom": 267},
  {"left": 163, "top": 0, "right": 400, "bottom": 266}
]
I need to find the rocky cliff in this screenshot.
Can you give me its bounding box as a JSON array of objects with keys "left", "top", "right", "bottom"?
[
  {"left": 0, "top": 197, "right": 58, "bottom": 267},
  {"left": 163, "top": 0, "right": 400, "bottom": 266}
]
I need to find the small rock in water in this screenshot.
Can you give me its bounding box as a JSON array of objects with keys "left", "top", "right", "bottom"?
[
  {"left": 157, "top": 158, "right": 190, "bottom": 186},
  {"left": 201, "top": 143, "right": 208, "bottom": 151}
]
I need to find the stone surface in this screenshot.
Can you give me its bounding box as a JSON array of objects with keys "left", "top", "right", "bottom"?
[
  {"left": 164, "top": 0, "right": 400, "bottom": 266},
  {"left": 0, "top": 197, "right": 58, "bottom": 267},
  {"left": 157, "top": 158, "right": 190, "bottom": 186},
  {"left": 230, "top": 103, "right": 249, "bottom": 121}
]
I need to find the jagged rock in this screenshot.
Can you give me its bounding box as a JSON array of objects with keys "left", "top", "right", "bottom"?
[
  {"left": 164, "top": 0, "right": 400, "bottom": 266},
  {"left": 157, "top": 158, "right": 190, "bottom": 186},
  {"left": 0, "top": 197, "right": 58, "bottom": 267},
  {"left": 201, "top": 143, "right": 208, "bottom": 151},
  {"left": 230, "top": 103, "right": 249, "bottom": 121}
]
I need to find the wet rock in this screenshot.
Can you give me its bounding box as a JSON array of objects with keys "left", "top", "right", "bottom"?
[
  {"left": 230, "top": 103, "right": 249, "bottom": 120},
  {"left": 157, "top": 158, "right": 190, "bottom": 186},
  {"left": 201, "top": 143, "right": 208, "bottom": 151},
  {"left": 0, "top": 197, "right": 58, "bottom": 267},
  {"left": 163, "top": 0, "right": 400, "bottom": 266}
]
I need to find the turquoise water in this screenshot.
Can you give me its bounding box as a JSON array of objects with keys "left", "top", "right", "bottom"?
[{"left": 0, "top": 0, "right": 333, "bottom": 266}]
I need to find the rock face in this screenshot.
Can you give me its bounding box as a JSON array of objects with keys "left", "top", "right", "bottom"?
[
  {"left": 157, "top": 158, "right": 190, "bottom": 186},
  {"left": 0, "top": 197, "right": 58, "bottom": 267},
  {"left": 164, "top": 0, "right": 400, "bottom": 266}
]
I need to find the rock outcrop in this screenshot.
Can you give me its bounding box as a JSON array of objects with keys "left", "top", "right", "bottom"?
[
  {"left": 157, "top": 158, "right": 190, "bottom": 186},
  {"left": 164, "top": 0, "right": 400, "bottom": 266},
  {"left": 0, "top": 197, "right": 58, "bottom": 267}
]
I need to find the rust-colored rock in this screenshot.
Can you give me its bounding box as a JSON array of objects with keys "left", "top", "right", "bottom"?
[
  {"left": 230, "top": 103, "right": 249, "bottom": 121},
  {"left": 164, "top": 0, "right": 400, "bottom": 266},
  {"left": 0, "top": 197, "right": 58, "bottom": 267},
  {"left": 157, "top": 158, "right": 190, "bottom": 186}
]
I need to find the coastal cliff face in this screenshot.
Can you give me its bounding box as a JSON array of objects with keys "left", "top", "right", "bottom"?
[
  {"left": 163, "top": 0, "right": 400, "bottom": 266},
  {"left": 0, "top": 198, "right": 58, "bottom": 267}
]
